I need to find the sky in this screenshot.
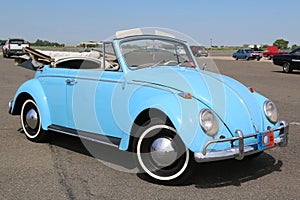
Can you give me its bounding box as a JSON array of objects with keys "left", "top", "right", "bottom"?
[{"left": 0, "top": 0, "right": 299, "bottom": 47}]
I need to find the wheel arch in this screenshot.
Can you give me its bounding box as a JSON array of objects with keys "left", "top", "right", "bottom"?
[
  {"left": 128, "top": 108, "right": 176, "bottom": 152},
  {"left": 11, "top": 80, "right": 52, "bottom": 130}
]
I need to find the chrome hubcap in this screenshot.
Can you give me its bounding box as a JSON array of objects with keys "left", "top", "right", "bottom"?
[
  {"left": 150, "top": 137, "right": 178, "bottom": 167},
  {"left": 284, "top": 63, "right": 289, "bottom": 72},
  {"left": 26, "top": 108, "right": 38, "bottom": 129}
]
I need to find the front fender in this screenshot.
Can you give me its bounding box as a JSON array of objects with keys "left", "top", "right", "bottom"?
[
  {"left": 12, "top": 79, "right": 52, "bottom": 130},
  {"left": 112, "top": 83, "right": 232, "bottom": 152}
]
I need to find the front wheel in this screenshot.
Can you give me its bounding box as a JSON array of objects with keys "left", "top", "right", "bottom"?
[
  {"left": 133, "top": 118, "right": 194, "bottom": 185},
  {"left": 21, "top": 99, "right": 47, "bottom": 142},
  {"left": 283, "top": 62, "right": 293, "bottom": 73}
]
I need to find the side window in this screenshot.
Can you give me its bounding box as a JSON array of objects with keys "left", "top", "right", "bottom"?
[
  {"left": 104, "top": 43, "right": 120, "bottom": 71},
  {"left": 55, "top": 59, "right": 101, "bottom": 70}
]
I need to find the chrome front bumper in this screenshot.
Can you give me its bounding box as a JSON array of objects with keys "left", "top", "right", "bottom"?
[{"left": 194, "top": 120, "right": 288, "bottom": 163}]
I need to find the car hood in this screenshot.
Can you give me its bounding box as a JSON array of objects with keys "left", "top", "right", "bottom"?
[{"left": 126, "top": 66, "right": 264, "bottom": 136}]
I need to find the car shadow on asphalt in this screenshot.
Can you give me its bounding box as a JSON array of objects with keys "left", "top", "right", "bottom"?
[
  {"left": 24, "top": 130, "right": 283, "bottom": 187},
  {"left": 46, "top": 131, "right": 139, "bottom": 171},
  {"left": 272, "top": 70, "right": 300, "bottom": 75},
  {"left": 190, "top": 154, "right": 283, "bottom": 188}
]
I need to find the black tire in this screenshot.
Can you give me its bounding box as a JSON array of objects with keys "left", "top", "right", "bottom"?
[
  {"left": 283, "top": 62, "right": 293, "bottom": 73},
  {"left": 246, "top": 56, "right": 250, "bottom": 60},
  {"left": 267, "top": 55, "right": 272, "bottom": 60},
  {"left": 257, "top": 57, "right": 261, "bottom": 61},
  {"left": 3, "top": 50, "right": 7, "bottom": 58},
  {"left": 235, "top": 57, "right": 238, "bottom": 60},
  {"left": 133, "top": 118, "right": 194, "bottom": 185},
  {"left": 21, "top": 99, "right": 47, "bottom": 142},
  {"left": 6, "top": 50, "right": 10, "bottom": 58}
]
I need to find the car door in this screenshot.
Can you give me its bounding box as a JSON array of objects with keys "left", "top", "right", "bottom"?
[
  {"left": 66, "top": 43, "right": 125, "bottom": 139},
  {"left": 237, "top": 50, "right": 243, "bottom": 59},
  {"left": 67, "top": 69, "right": 124, "bottom": 137},
  {"left": 292, "top": 49, "right": 300, "bottom": 67},
  {"left": 38, "top": 66, "right": 70, "bottom": 126}
]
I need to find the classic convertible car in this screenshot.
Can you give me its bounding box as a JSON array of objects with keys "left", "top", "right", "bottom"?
[{"left": 9, "top": 28, "right": 288, "bottom": 184}]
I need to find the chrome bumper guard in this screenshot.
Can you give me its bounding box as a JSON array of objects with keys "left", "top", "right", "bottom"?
[
  {"left": 194, "top": 120, "right": 288, "bottom": 163},
  {"left": 8, "top": 99, "right": 13, "bottom": 114}
]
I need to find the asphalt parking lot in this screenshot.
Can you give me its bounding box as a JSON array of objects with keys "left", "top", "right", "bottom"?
[{"left": 0, "top": 54, "right": 299, "bottom": 200}]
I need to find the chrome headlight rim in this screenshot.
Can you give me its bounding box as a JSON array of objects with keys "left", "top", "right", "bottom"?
[
  {"left": 199, "top": 109, "right": 219, "bottom": 137},
  {"left": 263, "top": 100, "right": 279, "bottom": 124}
]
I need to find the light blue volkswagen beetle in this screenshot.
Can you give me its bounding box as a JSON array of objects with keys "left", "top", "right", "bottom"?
[{"left": 9, "top": 29, "right": 288, "bottom": 184}]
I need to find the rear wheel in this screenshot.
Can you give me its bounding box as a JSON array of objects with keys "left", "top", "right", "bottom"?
[
  {"left": 21, "top": 99, "right": 47, "bottom": 142},
  {"left": 6, "top": 50, "right": 10, "bottom": 58},
  {"left": 3, "top": 50, "right": 7, "bottom": 58},
  {"left": 133, "top": 118, "right": 194, "bottom": 185},
  {"left": 283, "top": 62, "right": 293, "bottom": 73}
]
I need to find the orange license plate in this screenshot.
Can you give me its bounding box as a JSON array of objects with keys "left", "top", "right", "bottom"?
[{"left": 257, "top": 131, "right": 274, "bottom": 150}]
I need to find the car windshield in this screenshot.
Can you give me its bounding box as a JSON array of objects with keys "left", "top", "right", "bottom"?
[
  {"left": 10, "top": 39, "right": 25, "bottom": 44},
  {"left": 291, "top": 48, "right": 300, "bottom": 55},
  {"left": 120, "top": 38, "right": 195, "bottom": 70}
]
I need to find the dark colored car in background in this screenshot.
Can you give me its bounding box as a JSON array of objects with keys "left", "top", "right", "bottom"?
[
  {"left": 273, "top": 48, "right": 300, "bottom": 73},
  {"left": 190, "top": 46, "right": 208, "bottom": 57},
  {"left": 233, "top": 48, "right": 262, "bottom": 61}
]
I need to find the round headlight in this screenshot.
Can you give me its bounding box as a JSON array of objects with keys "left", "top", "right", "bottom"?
[
  {"left": 264, "top": 100, "right": 278, "bottom": 124},
  {"left": 199, "top": 109, "right": 219, "bottom": 137}
]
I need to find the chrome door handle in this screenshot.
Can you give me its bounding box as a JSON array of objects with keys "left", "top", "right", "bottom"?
[{"left": 66, "top": 79, "right": 77, "bottom": 85}]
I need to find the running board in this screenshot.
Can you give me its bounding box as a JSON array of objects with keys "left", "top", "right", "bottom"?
[{"left": 48, "top": 125, "right": 121, "bottom": 148}]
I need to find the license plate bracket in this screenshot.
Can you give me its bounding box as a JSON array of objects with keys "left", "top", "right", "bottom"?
[{"left": 257, "top": 131, "right": 274, "bottom": 150}]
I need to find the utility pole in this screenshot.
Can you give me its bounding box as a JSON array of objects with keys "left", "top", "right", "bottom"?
[{"left": 210, "top": 38, "right": 213, "bottom": 56}]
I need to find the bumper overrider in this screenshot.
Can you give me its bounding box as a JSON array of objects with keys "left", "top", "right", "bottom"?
[
  {"left": 8, "top": 99, "right": 13, "bottom": 114},
  {"left": 194, "top": 120, "right": 288, "bottom": 163}
]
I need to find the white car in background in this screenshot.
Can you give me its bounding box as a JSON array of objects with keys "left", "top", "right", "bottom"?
[{"left": 2, "top": 38, "right": 30, "bottom": 58}]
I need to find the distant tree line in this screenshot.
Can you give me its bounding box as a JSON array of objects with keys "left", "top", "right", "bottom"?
[
  {"left": 31, "top": 39, "right": 64, "bottom": 47},
  {"left": 1, "top": 39, "right": 64, "bottom": 47},
  {"left": 0, "top": 40, "right": 6, "bottom": 45}
]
